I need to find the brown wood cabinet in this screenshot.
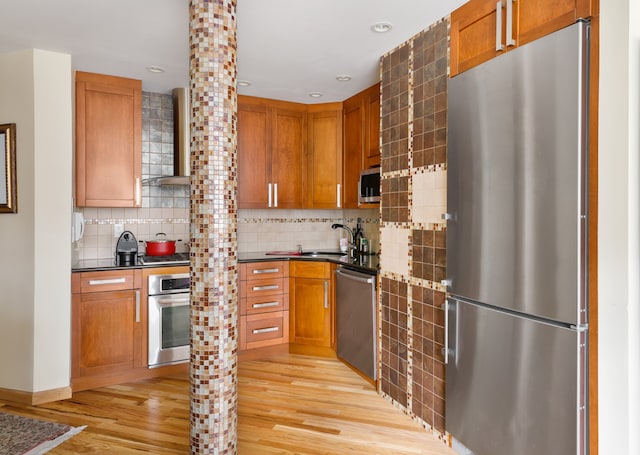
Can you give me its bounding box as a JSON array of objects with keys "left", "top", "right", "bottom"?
[
  {"left": 289, "top": 262, "right": 335, "bottom": 356},
  {"left": 71, "top": 267, "right": 188, "bottom": 392},
  {"left": 72, "top": 269, "right": 143, "bottom": 388},
  {"left": 75, "top": 71, "right": 142, "bottom": 207},
  {"left": 342, "top": 83, "right": 381, "bottom": 208},
  {"left": 238, "top": 96, "right": 307, "bottom": 209},
  {"left": 450, "top": 0, "right": 594, "bottom": 77},
  {"left": 239, "top": 261, "right": 290, "bottom": 351},
  {"left": 307, "top": 103, "right": 343, "bottom": 208}
]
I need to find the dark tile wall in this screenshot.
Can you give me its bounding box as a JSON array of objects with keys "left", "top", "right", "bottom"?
[
  {"left": 412, "top": 229, "right": 447, "bottom": 284},
  {"left": 380, "top": 43, "right": 410, "bottom": 174},
  {"left": 381, "top": 277, "right": 408, "bottom": 406},
  {"left": 412, "top": 285, "right": 446, "bottom": 433},
  {"left": 378, "top": 18, "right": 449, "bottom": 439},
  {"left": 412, "top": 22, "right": 449, "bottom": 169},
  {"left": 381, "top": 175, "right": 409, "bottom": 223}
]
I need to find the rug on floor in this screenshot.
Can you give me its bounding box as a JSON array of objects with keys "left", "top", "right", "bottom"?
[{"left": 0, "top": 411, "right": 86, "bottom": 455}]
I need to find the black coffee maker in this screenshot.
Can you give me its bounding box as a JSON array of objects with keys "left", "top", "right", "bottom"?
[{"left": 115, "top": 231, "right": 139, "bottom": 266}]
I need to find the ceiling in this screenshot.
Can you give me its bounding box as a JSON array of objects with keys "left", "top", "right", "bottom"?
[{"left": 0, "top": 0, "right": 466, "bottom": 103}]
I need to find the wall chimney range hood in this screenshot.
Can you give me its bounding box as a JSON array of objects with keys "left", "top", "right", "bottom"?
[{"left": 143, "top": 87, "right": 190, "bottom": 186}]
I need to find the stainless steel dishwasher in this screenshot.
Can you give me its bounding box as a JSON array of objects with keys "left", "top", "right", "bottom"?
[{"left": 335, "top": 266, "right": 377, "bottom": 380}]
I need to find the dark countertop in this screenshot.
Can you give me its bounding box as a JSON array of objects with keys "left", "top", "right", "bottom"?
[
  {"left": 239, "top": 251, "right": 379, "bottom": 274},
  {"left": 73, "top": 250, "right": 379, "bottom": 274}
]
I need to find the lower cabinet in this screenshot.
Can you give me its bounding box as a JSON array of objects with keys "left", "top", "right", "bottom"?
[
  {"left": 239, "top": 261, "right": 290, "bottom": 352},
  {"left": 71, "top": 268, "right": 187, "bottom": 392},
  {"left": 289, "top": 261, "right": 335, "bottom": 356},
  {"left": 72, "top": 269, "right": 143, "bottom": 390}
]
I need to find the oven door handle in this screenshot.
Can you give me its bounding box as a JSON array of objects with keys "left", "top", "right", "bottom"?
[{"left": 154, "top": 295, "right": 190, "bottom": 306}]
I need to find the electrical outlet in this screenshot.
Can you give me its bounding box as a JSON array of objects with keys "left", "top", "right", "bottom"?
[{"left": 114, "top": 223, "right": 124, "bottom": 237}]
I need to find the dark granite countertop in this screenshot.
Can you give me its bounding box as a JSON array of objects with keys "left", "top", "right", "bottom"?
[
  {"left": 73, "top": 250, "right": 379, "bottom": 274},
  {"left": 238, "top": 251, "right": 379, "bottom": 274}
]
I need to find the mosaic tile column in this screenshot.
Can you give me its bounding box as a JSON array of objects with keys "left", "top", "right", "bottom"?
[{"left": 189, "top": 0, "right": 238, "bottom": 453}]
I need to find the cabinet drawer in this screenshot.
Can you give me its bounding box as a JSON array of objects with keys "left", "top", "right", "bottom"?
[
  {"left": 244, "top": 261, "right": 287, "bottom": 279},
  {"left": 74, "top": 270, "right": 141, "bottom": 293},
  {"left": 244, "top": 311, "right": 288, "bottom": 348},
  {"left": 290, "top": 261, "right": 330, "bottom": 279},
  {"left": 245, "top": 277, "right": 287, "bottom": 298},
  {"left": 241, "top": 294, "right": 289, "bottom": 315}
]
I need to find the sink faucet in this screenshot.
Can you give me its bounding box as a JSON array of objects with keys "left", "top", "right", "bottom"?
[{"left": 331, "top": 223, "right": 356, "bottom": 256}]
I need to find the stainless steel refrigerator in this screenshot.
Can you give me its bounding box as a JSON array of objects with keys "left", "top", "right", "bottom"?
[{"left": 445, "top": 21, "right": 589, "bottom": 455}]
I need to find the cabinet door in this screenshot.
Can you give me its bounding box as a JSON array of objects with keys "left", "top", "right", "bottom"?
[
  {"left": 75, "top": 71, "right": 142, "bottom": 207},
  {"left": 364, "top": 83, "right": 381, "bottom": 169},
  {"left": 451, "top": 0, "right": 510, "bottom": 76},
  {"left": 308, "top": 107, "right": 343, "bottom": 208},
  {"left": 238, "top": 102, "right": 271, "bottom": 208},
  {"left": 290, "top": 277, "right": 332, "bottom": 347},
  {"left": 518, "top": 0, "right": 593, "bottom": 47},
  {"left": 72, "top": 289, "right": 140, "bottom": 378},
  {"left": 342, "top": 93, "right": 364, "bottom": 209},
  {"left": 271, "top": 108, "right": 306, "bottom": 208}
]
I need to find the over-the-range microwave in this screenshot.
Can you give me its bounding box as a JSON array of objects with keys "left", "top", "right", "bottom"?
[{"left": 358, "top": 167, "right": 381, "bottom": 205}]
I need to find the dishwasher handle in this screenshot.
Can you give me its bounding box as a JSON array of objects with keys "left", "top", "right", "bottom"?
[{"left": 335, "top": 267, "right": 375, "bottom": 284}]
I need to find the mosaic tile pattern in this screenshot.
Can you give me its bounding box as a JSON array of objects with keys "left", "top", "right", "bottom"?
[
  {"left": 378, "top": 17, "right": 449, "bottom": 441},
  {"left": 189, "top": 0, "right": 238, "bottom": 453}
]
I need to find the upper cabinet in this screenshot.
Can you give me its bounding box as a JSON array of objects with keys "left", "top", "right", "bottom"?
[
  {"left": 450, "top": 0, "right": 595, "bottom": 77},
  {"left": 238, "top": 96, "right": 307, "bottom": 209},
  {"left": 307, "top": 104, "right": 343, "bottom": 209},
  {"left": 342, "top": 83, "right": 380, "bottom": 209},
  {"left": 75, "top": 71, "right": 142, "bottom": 207},
  {"left": 238, "top": 86, "right": 379, "bottom": 210}
]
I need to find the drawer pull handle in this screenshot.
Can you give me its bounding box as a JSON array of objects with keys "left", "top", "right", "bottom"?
[
  {"left": 252, "top": 301, "right": 279, "bottom": 309},
  {"left": 252, "top": 285, "right": 279, "bottom": 291},
  {"left": 88, "top": 277, "right": 126, "bottom": 286},
  {"left": 252, "top": 326, "right": 279, "bottom": 334},
  {"left": 252, "top": 268, "right": 279, "bottom": 274}
]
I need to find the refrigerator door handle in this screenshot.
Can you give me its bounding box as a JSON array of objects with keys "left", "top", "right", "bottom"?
[{"left": 441, "top": 300, "right": 456, "bottom": 364}]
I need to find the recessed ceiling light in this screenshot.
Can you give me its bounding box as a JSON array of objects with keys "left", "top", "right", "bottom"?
[
  {"left": 147, "top": 65, "right": 165, "bottom": 73},
  {"left": 336, "top": 74, "right": 352, "bottom": 82},
  {"left": 309, "top": 92, "right": 323, "bottom": 98},
  {"left": 371, "top": 22, "right": 393, "bottom": 33},
  {"left": 238, "top": 80, "right": 252, "bottom": 87}
]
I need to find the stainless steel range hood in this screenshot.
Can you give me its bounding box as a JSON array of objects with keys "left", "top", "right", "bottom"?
[{"left": 143, "top": 87, "right": 190, "bottom": 186}]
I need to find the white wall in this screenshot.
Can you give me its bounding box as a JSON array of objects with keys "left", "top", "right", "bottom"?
[
  {"left": 598, "top": 0, "right": 640, "bottom": 452},
  {"left": 0, "top": 49, "right": 72, "bottom": 393}
]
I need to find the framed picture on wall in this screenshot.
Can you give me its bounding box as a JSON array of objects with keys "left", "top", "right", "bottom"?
[{"left": 0, "top": 123, "right": 17, "bottom": 213}]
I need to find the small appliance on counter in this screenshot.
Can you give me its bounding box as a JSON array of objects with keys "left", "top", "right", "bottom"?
[{"left": 115, "top": 231, "right": 139, "bottom": 266}]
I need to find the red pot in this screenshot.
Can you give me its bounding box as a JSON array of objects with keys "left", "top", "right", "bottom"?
[{"left": 144, "top": 233, "right": 178, "bottom": 256}]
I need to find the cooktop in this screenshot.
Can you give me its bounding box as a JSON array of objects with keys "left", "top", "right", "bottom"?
[{"left": 140, "top": 252, "right": 190, "bottom": 265}]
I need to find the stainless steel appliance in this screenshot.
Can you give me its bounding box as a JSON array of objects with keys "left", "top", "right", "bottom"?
[
  {"left": 148, "top": 272, "right": 190, "bottom": 367},
  {"left": 140, "top": 252, "right": 190, "bottom": 266},
  {"left": 445, "top": 22, "right": 589, "bottom": 455},
  {"left": 335, "top": 266, "right": 377, "bottom": 380},
  {"left": 358, "top": 167, "right": 381, "bottom": 205}
]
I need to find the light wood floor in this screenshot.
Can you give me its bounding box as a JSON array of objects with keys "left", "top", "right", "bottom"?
[{"left": 0, "top": 354, "right": 456, "bottom": 454}]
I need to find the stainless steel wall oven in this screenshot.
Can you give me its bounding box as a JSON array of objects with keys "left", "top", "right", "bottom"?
[{"left": 148, "top": 272, "right": 190, "bottom": 367}]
